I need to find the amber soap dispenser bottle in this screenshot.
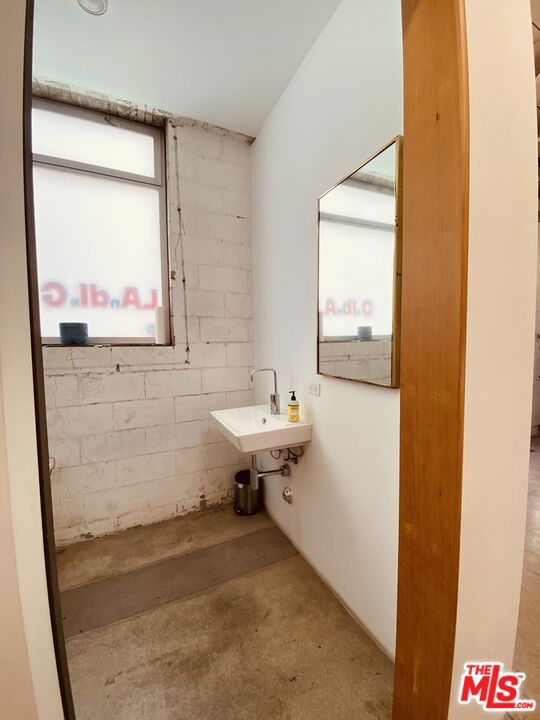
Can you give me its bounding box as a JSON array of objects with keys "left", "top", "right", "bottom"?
[{"left": 288, "top": 390, "right": 300, "bottom": 423}]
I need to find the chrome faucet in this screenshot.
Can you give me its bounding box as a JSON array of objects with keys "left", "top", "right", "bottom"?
[{"left": 250, "top": 368, "right": 280, "bottom": 415}]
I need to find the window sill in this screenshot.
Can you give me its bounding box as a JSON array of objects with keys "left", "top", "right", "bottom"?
[{"left": 42, "top": 342, "right": 173, "bottom": 348}]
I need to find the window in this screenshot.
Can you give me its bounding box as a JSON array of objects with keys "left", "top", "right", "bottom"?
[{"left": 32, "top": 99, "right": 170, "bottom": 344}]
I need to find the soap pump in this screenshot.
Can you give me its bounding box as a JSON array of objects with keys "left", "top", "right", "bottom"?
[{"left": 288, "top": 390, "right": 300, "bottom": 423}]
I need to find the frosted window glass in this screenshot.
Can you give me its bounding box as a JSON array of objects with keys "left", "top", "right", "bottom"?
[
  {"left": 33, "top": 166, "right": 164, "bottom": 339},
  {"left": 319, "top": 220, "right": 395, "bottom": 338},
  {"left": 318, "top": 142, "right": 397, "bottom": 339},
  {"left": 32, "top": 107, "right": 156, "bottom": 178}
]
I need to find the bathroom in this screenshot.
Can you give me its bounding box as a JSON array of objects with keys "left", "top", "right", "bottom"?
[
  {"left": 32, "top": 1, "right": 400, "bottom": 717},
  {"left": 9, "top": 0, "right": 535, "bottom": 718}
]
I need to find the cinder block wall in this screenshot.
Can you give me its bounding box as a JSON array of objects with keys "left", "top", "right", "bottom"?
[{"left": 43, "top": 118, "right": 254, "bottom": 545}]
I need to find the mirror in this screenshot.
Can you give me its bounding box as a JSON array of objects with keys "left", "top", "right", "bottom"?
[{"left": 317, "top": 136, "right": 403, "bottom": 387}]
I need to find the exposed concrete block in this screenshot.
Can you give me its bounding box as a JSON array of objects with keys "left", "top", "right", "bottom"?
[
  {"left": 176, "top": 262, "right": 199, "bottom": 290},
  {"left": 225, "top": 293, "right": 252, "bottom": 318},
  {"left": 176, "top": 150, "right": 198, "bottom": 181},
  {"left": 49, "top": 435, "right": 81, "bottom": 468},
  {"left": 223, "top": 240, "right": 251, "bottom": 269},
  {"left": 174, "top": 392, "right": 226, "bottom": 423},
  {"left": 55, "top": 516, "right": 119, "bottom": 546},
  {"left": 169, "top": 469, "right": 206, "bottom": 500},
  {"left": 69, "top": 404, "right": 115, "bottom": 436},
  {"left": 184, "top": 289, "right": 225, "bottom": 317},
  {"left": 177, "top": 487, "right": 235, "bottom": 517},
  {"left": 221, "top": 136, "right": 251, "bottom": 169},
  {"left": 146, "top": 420, "right": 207, "bottom": 453},
  {"left": 200, "top": 317, "right": 250, "bottom": 342},
  {"left": 45, "top": 374, "right": 79, "bottom": 408},
  {"left": 202, "top": 366, "right": 250, "bottom": 394},
  {"left": 195, "top": 156, "right": 249, "bottom": 192},
  {"left": 173, "top": 316, "right": 201, "bottom": 347},
  {"left": 81, "top": 429, "right": 146, "bottom": 463},
  {"left": 183, "top": 208, "right": 249, "bottom": 244},
  {"left": 226, "top": 342, "right": 254, "bottom": 367},
  {"left": 204, "top": 465, "right": 241, "bottom": 494},
  {"left": 116, "top": 451, "right": 175, "bottom": 486},
  {"left": 184, "top": 343, "right": 226, "bottom": 368},
  {"left": 46, "top": 408, "right": 70, "bottom": 439},
  {"left": 226, "top": 389, "right": 255, "bottom": 408},
  {"left": 48, "top": 404, "right": 114, "bottom": 438},
  {"left": 47, "top": 115, "right": 253, "bottom": 542},
  {"left": 71, "top": 347, "right": 113, "bottom": 368},
  {"left": 111, "top": 346, "right": 175, "bottom": 367},
  {"left": 57, "top": 461, "right": 116, "bottom": 495},
  {"left": 180, "top": 178, "right": 249, "bottom": 217},
  {"left": 42, "top": 347, "right": 75, "bottom": 371},
  {"left": 79, "top": 372, "right": 145, "bottom": 405},
  {"left": 182, "top": 235, "right": 224, "bottom": 266},
  {"left": 203, "top": 441, "right": 244, "bottom": 469},
  {"left": 144, "top": 368, "right": 201, "bottom": 399},
  {"left": 175, "top": 124, "right": 224, "bottom": 158},
  {"left": 176, "top": 446, "right": 207, "bottom": 474},
  {"left": 116, "top": 471, "right": 204, "bottom": 514},
  {"left": 115, "top": 502, "right": 178, "bottom": 533},
  {"left": 113, "top": 397, "right": 175, "bottom": 430},
  {"left": 200, "top": 418, "right": 225, "bottom": 445},
  {"left": 50, "top": 469, "right": 70, "bottom": 501},
  {"left": 199, "top": 265, "right": 247, "bottom": 294}
]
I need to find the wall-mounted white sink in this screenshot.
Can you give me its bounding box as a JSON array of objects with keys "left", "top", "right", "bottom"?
[{"left": 211, "top": 405, "right": 312, "bottom": 453}]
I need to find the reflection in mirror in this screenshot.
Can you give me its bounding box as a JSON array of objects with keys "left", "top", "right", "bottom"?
[{"left": 317, "top": 137, "right": 402, "bottom": 387}]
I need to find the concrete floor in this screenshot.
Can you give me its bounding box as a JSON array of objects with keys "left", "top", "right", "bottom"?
[
  {"left": 512, "top": 436, "right": 540, "bottom": 714},
  {"left": 57, "top": 506, "right": 274, "bottom": 590},
  {"left": 60, "top": 508, "right": 393, "bottom": 720}
]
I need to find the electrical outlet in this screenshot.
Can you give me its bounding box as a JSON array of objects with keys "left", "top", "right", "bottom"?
[{"left": 308, "top": 382, "right": 321, "bottom": 396}]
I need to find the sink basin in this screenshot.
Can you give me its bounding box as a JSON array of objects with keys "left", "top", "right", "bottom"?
[{"left": 210, "top": 405, "right": 312, "bottom": 453}]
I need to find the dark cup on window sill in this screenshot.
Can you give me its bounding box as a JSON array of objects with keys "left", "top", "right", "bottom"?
[
  {"left": 357, "top": 326, "right": 372, "bottom": 342},
  {"left": 59, "top": 322, "right": 89, "bottom": 345}
]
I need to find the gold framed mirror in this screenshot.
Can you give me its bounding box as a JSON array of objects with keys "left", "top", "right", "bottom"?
[{"left": 317, "top": 135, "right": 403, "bottom": 387}]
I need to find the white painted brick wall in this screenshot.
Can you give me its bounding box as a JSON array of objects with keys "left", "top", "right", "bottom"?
[
  {"left": 198, "top": 265, "right": 248, "bottom": 294},
  {"left": 200, "top": 318, "right": 250, "bottom": 342},
  {"left": 113, "top": 398, "right": 175, "bottom": 430},
  {"left": 43, "top": 119, "right": 253, "bottom": 545},
  {"left": 116, "top": 452, "right": 176, "bottom": 486},
  {"left": 174, "top": 392, "right": 226, "bottom": 422},
  {"left": 144, "top": 368, "right": 202, "bottom": 399},
  {"left": 79, "top": 372, "right": 145, "bottom": 404},
  {"left": 202, "top": 366, "right": 250, "bottom": 394}
]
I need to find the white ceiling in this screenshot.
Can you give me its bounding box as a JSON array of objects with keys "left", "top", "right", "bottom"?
[{"left": 32, "top": 0, "right": 343, "bottom": 136}]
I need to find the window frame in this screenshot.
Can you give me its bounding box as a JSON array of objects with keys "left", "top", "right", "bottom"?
[{"left": 32, "top": 97, "right": 171, "bottom": 346}]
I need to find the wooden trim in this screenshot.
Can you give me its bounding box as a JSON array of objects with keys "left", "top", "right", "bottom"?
[
  {"left": 393, "top": 0, "right": 469, "bottom": 718},
  {"left": 23, "top": 1, "right": 76, "bottom": 718}
]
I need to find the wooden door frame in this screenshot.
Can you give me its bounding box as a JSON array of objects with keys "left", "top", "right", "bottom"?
[
  {"left": 22, "top": 1, "right": 76, "bottom": 718},
  {"left": 393, "top": 1, "right": 469, "bottom": 718},
  {"left": 22, "top": 0, "right": 469, "bottom": 718}
]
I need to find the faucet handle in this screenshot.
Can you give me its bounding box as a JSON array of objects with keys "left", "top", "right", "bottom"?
[{"left": 270, "top": 392, "right": 280, "bottom": 415}]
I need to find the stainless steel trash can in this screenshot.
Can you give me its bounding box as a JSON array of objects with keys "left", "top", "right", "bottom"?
[{"left": 234, "top": 469, "right": 260, "bottom": 516}]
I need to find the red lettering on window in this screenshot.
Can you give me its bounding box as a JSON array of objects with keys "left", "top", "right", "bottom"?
[
  {"left": 41, "top": 282, "right": 67, "bottom": 307},
  {"left": 89, "top": 284, "right": 110, "bottom": 308},
  {"left": 121, "top": 287, "right": 141, "bottom": 309}
]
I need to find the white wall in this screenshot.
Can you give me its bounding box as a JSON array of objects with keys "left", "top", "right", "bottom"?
[
  {"left": 251, "top": 0, "right": 403, "bottom": 656},
  {"left": 449, "top": 1, "right": 538, "bottom": 717},
  {"left": 0, "top": 4, "right": 64, "bottom": 719},
  {"left": 32, "top": 0, "right": 342, "bottom": 136},
  {"left": 41, "top": 100, "right": 255, "bottom": 545}
]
